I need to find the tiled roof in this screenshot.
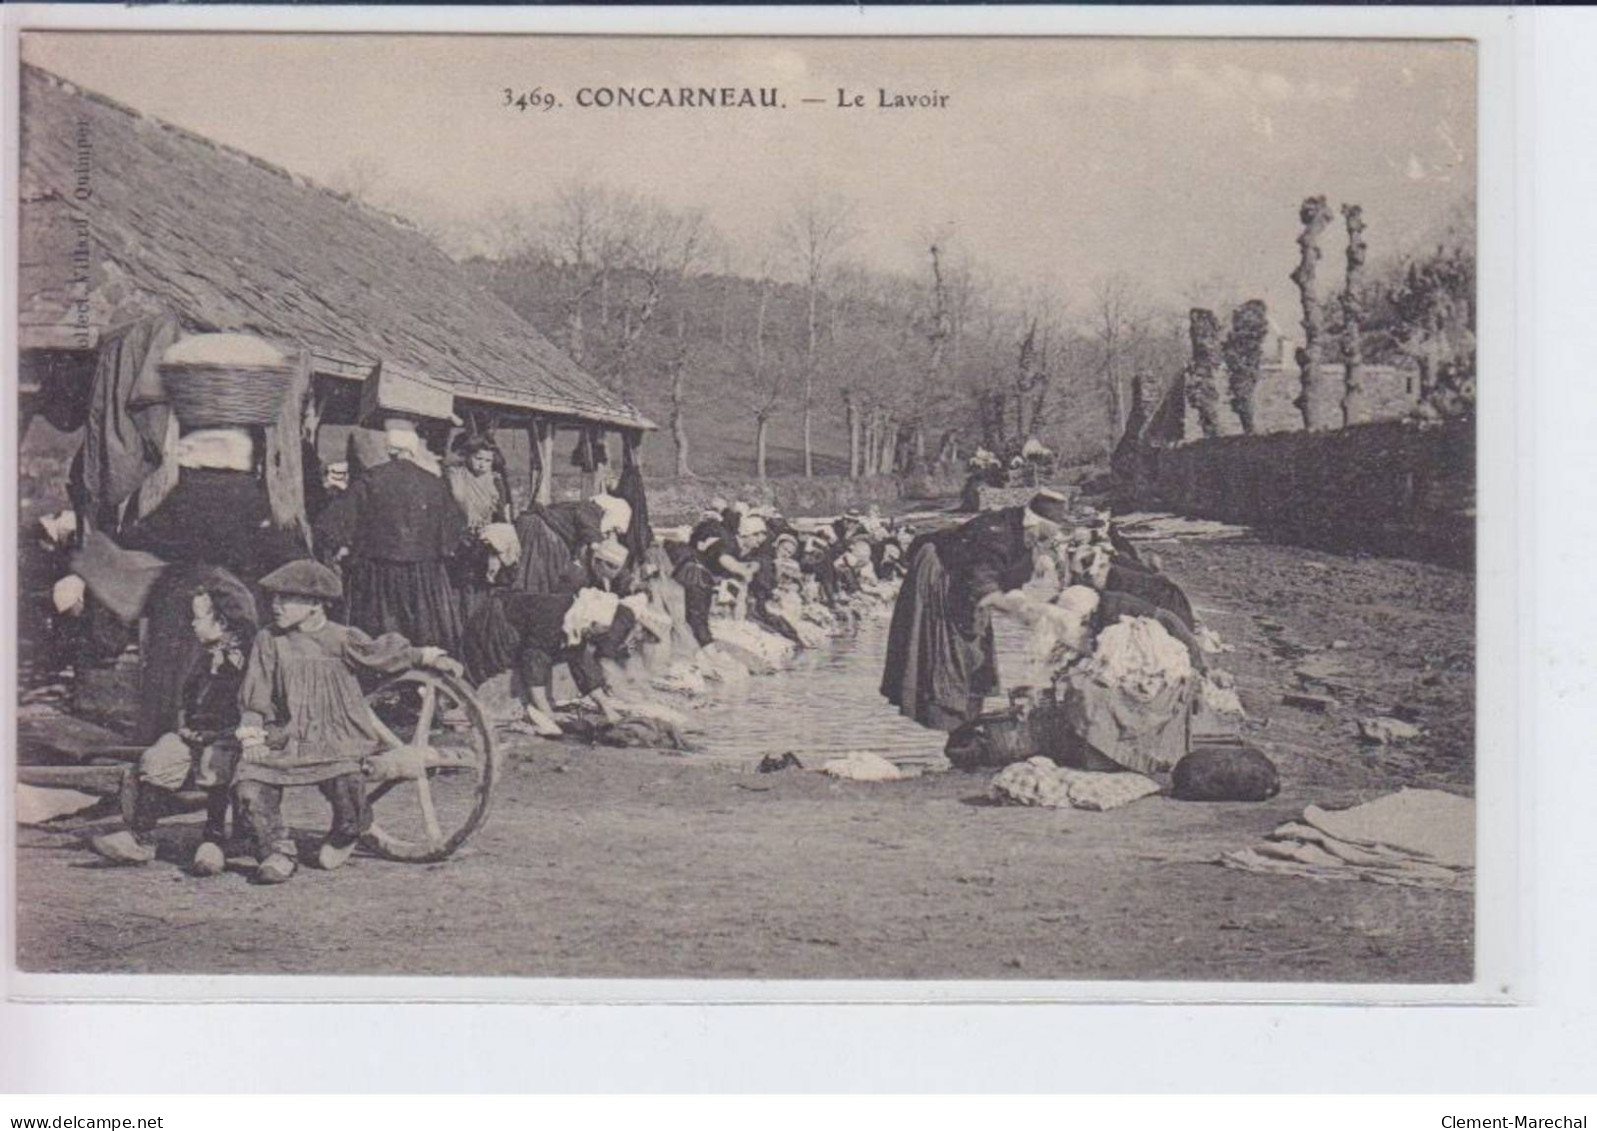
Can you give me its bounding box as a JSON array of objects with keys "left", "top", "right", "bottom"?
[{"left": 18, "top": 64, "right": 651, "bottom": 430}]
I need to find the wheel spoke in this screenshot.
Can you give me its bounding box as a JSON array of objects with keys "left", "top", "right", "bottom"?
[
  {"left": 412, "top": 682, "right": 438, "bottom": 746},
  {"left": 415, "top": 775, "right": 444, "bottom": 848}
]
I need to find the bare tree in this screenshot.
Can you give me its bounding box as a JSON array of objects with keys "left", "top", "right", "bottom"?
[
  {"left": 609, "top": 203, "right": 713, "bottom": 402},
  {"left": 546, "top": 180, "right": 632, "bottom": 367},
  {"left": 1091, "top": 274, "right": 1152, "bottom": 447},
  {"left": 779, "top": 190, "right": 857, "bottom": 477},
  {"left": 1185, "top": 308, "right": 1225, "bottom": 437},
  {"left": 1339, "top": 203, "right": 1368, "bottom": 426},
  {"left": 1223, "top": 299, "right": 1270, "bottom": 434},
  {"left": 1291, "top": 194, "right": 1337, "bottom": 430}
]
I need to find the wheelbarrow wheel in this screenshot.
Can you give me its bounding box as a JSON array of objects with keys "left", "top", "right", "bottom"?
[{"left": 359, "top": 669, "right": 497, "bottom": 864}]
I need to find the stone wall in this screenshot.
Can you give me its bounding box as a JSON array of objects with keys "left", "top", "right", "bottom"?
[{"left": 1127, "top": 416, "right": 1474, "bottom": 568}]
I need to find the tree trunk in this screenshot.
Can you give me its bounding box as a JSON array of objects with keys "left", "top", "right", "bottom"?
[
  {"left": 1291, "top": 195, "right": 1336, "bottom": 430},
  {"left": 565, "top": 304, "right": 585, "bottom": 366},
  {"left": 843, "top": 390, "right": 861, "bottom": 479},
  {"left": 1186, "top": 308, "right": 1224, "bottom": 437},
  {"left": 804, "top": 278, "right": 818, "bottom": 478},
  {"left": 878, "top": 412, "right": 895, "bottom": 475},
  {"left": 755, "top": 414, "right": 770, "bottom": 481},
  {"left": 1223, "top": 299, "right": 1268, "bottom": 435},
  {"left": 1339, "top": 203, "right": 1368, "bottom": 427},
  {"left": 669, "top": 365, "right": 693, "bottom": 477}
]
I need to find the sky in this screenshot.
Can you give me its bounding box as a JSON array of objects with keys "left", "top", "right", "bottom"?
[{"left": 22, "top": 33, "right": 1475, "bottom": 325}]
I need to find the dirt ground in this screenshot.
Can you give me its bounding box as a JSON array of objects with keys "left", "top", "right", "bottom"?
[{"left": 13, "top": 528, "right": 1474, "bottom": 982}]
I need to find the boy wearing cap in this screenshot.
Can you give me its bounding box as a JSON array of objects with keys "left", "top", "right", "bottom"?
[{"left": 234, "top": 559, "right": 463, "bottom": 884}]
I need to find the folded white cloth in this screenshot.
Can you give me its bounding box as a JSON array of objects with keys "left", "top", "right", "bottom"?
[
  {"left": 821, "top": 752, "right": 904, "bottom": 782},
  {"left": 990, "top": 757, "right": 1161, "bottom": 811},
  {"left": 1221, "top": 788, "right": 1474, "bottom": 890},
  {"left": 176, "top": 427, "right": 255, "bottom": 472},
  {"left": 481, "top": 522, "right": 521, "bottom": 566},
  {"left": 592, "top": 493, "right": 633, "bottom": 537},
  {"left": 562, "top": 587, "right": 621, "bottom": 645},
  {"left": 52, "top": 573, "right": 87, "bottom": 614}
]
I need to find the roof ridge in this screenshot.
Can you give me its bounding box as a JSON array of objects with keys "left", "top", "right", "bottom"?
[{"left": 22, "top": 62, "right": 428, "bottom": 237}]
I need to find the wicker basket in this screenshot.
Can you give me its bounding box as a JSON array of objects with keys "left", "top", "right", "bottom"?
[{"left": 159, "top": 362, "right": 296, "bottom": 428}]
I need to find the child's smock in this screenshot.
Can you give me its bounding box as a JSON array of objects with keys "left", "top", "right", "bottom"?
[{"left": 234, "top": 622, "right": 424, "bottom": 787}]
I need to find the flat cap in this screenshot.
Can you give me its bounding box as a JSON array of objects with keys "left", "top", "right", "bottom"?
[{"left": 258, "top": 559, "right": 343, "bottom": 601}]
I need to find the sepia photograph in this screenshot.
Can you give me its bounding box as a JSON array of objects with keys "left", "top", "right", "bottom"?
[{"left": 10, "top": 30, "right": 1480, "bottom": 986}]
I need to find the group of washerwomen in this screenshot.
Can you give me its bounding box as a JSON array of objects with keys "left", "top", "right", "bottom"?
[
  {"left": 60, "top": 331, "right": 911, "bottom": 884},
  {"left": 880, "top": 489, "right": 1207, "bottom": 739}
]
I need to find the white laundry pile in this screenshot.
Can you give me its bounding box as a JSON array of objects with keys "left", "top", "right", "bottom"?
[
  {"left": 1221, "top": 788, "right": 1474, "bottom": 890},
  {"left": 1057, "top": 615, "right": 1195, "bottom": 775},
  {"left": 1081, "top": 617, "right": 1194, "bottom": 699},
  {"left": 711, "top": 617, "right": 797, "bottom": 667},
  {"left": 1198, "top": 672, "right": 1246, "bottom": 719},
  {"left": 480, "top": 522, "right": 521, "bottom": 566},
  {"left": 17, "top": 783, "right": 102, "bottom": 826},
  {"left": 820, "top": 751, "right": 905, "bottom": 782},
  {"left": 990, "top": 756, "right": 1161, "bottom": 812}
]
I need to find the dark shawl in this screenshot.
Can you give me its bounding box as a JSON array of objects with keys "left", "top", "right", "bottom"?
[{"left": 1105, "top": 561, "right": 1195, "bottom": 630}]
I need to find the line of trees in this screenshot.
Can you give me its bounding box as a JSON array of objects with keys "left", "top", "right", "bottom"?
[
  {"left": 458, "top": 179, "right": 1196, "bottom": 479},
  {"left": 345, "top": 164, "right": 1476, "bottom": 473}
]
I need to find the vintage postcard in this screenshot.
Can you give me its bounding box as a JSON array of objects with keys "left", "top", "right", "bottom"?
[{"left": 7, "top": 20, "right": 1501, "bottom": 998}]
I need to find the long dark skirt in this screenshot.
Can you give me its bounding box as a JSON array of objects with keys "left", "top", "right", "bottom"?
[
  {"left": 461, "top": 590, "right": 523, "bottom": 686},
  {"left": 513, "top": 511, "right": 578, "bottom": 594},
  {"left": 345, "top": 557, "right": 463, "bottom": 655},
  {"left": 879, "top": 543, "right": 997, "bottom": 732}
]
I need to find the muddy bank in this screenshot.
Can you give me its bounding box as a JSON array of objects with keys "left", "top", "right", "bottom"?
[{"left": 14, "top": 532, "right": 1473, "bottom": 981}]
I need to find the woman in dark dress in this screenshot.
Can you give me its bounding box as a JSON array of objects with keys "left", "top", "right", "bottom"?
[
  {"left": 879, "top": 493, "right": 1069, "bottom": 731},
  {"left": 313, "top": 418, "right": 468, "bottom": 655},
  {"left": 117, "top": 429, "right": 305, "bottom": 742}
]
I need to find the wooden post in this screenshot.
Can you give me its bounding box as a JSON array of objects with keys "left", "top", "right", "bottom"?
[
  {"left": 585, "top": 430, "right": 611, "bottom": 498},
  {"left": 533, "top": 419, "right": 555, "bottom": 506}
]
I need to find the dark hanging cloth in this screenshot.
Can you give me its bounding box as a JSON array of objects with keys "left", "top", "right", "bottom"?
[
  {"left": 616, "top": 432, "right": 652, "bottom": 562},
  {"left": 569, "top": 427, "right": 608, "bottom": 472},
  {"left": 313, "top": 457, "right": 467, "bottom": 653},
  {"left": 301, "top": 436, "right": 329, "bottom": 522},
  {"left": 879, "top": 507, "right": 1035, "bottom": 732},
  {"left": 79, "top": 314, "right": 184, "bottom": 528}
]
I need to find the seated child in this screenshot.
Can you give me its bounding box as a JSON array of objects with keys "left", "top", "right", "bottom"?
[
  {"left": 90, "top": 575, "right": 258, "bottom": 873},
  {"left": 234, "top": 560, "right": 462, "bottom": 885}
]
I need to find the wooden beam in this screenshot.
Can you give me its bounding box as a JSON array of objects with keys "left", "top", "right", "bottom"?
[{"left": 534, "top": 420, "right": 555, "bottom": 506}]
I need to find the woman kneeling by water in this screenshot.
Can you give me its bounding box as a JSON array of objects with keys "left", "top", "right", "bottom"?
[{"left": 463, "top": 586, "right": 649, "bottom": 737}]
